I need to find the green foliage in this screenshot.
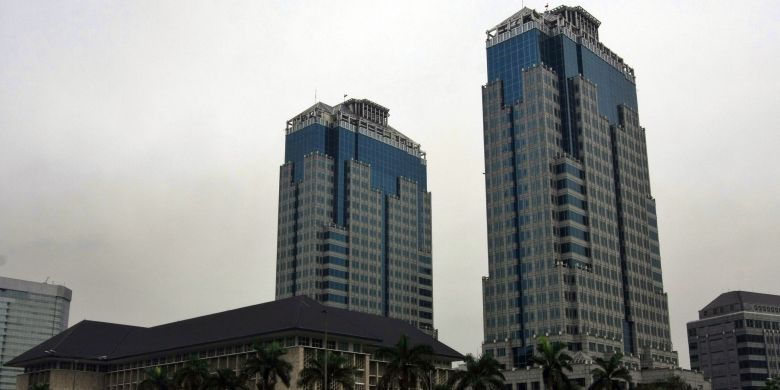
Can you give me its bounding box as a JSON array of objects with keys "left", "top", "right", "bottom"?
[
  {"left": 138, "top": 366, "right": 177, "bottom": 390},
  {"left": 175, "top": 357, "right": 211, "bottom": 390},
  {"left": 29, "top": 384, "right": 50, "bottom": 390},
  {"left": 532, "top": 336, "right": 573, "bottom": 390},
  {"left": 765, "top": 377, "right": 780, "bottom": 390},
  {"left": 588, "top": 353, "right": 631, "bottom": 390},
  {"left": 376, "top": 335, "right": 435, "bottom": 390},
  {"left": 297, "top": 352, "right": 358, "bottom": 390},
  {"left": 446, "top": 353, "right": 505, "bottom": 390},
  {"left": 635, "top": 375, "right": 693, "bottom": 390},
  {"left": 203, "top": 368, "right": 249, "bottom": 390},
  {"left": 242, "top": 342, "right": 293, "bottom": 390}
]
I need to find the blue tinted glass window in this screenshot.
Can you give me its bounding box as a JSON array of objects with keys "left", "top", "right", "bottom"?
[
  {"left": 323, "top": 269, "right": 349, "bottom": 279},
  {"left": 322, "top": 294, "right": 348, "bottom": 304},
  {"left": 326, "top": 232, "right": 347, "bottom": 242},
  {"left": 326, "top": 244, "right": 349, "bottom": 255},
  {"left": 555, "top": 162, "right": 584, "bottom": 178},
  {"left": 322, "top": 256, "right": 348, "bottom": 267},
  {"left": 487, "top": 30, "right": 542, "bottom": 104},
  {"left": 557, "top": 194, "right": 587, "bottom": 210},
  {"left": 556, "top": 178, "right": 585, "bottom": 193},
  {"left": 560, "top": 242, "right": 590, "bottom": 257},
  {"left": 557, "top": 226, "right": 589, "bottom": 241},
  {"left": 322, "top": 281, "right": 349, "bottom": 292},
  {"left": 284, "top": 124, "right": 328, "bottom": 182},
  {"left": 557, "top": 210, "right": 588, "bottom": 225}
]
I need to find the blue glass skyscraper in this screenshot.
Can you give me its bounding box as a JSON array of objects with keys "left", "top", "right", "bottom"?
[
  {"left": 481, "top": 6, "right": 677, "bottom": 369},
  {"left": 276, "top": 99, "right": 434, "bottom": 332}
]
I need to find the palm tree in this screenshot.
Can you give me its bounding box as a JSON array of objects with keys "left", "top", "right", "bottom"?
[
  {"left": 376, "top": 335, "right": 434, "bottom": 390},
  {"left": 203, "top": 369, "right": 249, "bottom": 390},
  {"left": 423, "top": 370, "right": 444, "bottom": 390},
  {"left": 636, "top": 375, "right": 692, "bottom": 390},
  {"left": 662, "top": 376, "right": 693, "bottom": 390},
  {"left": 242, "top": 342, "right": 293, "bottom": 390},
  {"left": 532, "top": 336, "right": 573, "bottom": 390},
  {"left": 138, "top": 366, "right": 177, "bottom": 390},
  {"left": 297, "top": 352, "right": 357, "bottom": 390},
  {"left": 446, "top": 353, "right": 505, "bottom": 390},
  {"left": 175, "top": 357, "right": 211, "bottom": 390},
  {"left": 588, "top": 353, "right": 632, "bottom": 390}
]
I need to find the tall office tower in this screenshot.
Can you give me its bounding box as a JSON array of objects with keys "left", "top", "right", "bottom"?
[
  {"left": 481, "top": 6, "right": 677, "bottom": 369},
  {"left": 0, "top": 277, "right": 71, "bottom": 390},
  {"left": 688, "top": 291, "right": 780, "bottom": 390},
  {"left": 275, "top": 99, "right": 434, "bottom": 332}
]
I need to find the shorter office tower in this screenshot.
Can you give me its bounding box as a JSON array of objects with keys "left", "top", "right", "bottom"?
[
  {"left": 7, "top": 296, "right": 461, "bottom": 390},
  {"left": 0, "top": 277, "right": 71, "bottom": 390},
  {"left": 276, "top": 98, "right": 434, "bottom": 333},
  {"left": 687, "top": 291, "right": 780, "bottom": 390}
]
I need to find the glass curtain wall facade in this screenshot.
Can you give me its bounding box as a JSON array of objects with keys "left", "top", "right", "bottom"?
[
  {"left": 0, "top": 277, "right": 71, "bottom": 390},
  {"left": 481, "top": 6, "right": 677, "bottom": 369},
  {"left": 275, "top": 99, "right": 434, "bottom": 332}
]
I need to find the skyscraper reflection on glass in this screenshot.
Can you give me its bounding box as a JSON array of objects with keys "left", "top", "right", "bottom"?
[{"left": 481, "top": 6, "right": 678, "bottom": 369}]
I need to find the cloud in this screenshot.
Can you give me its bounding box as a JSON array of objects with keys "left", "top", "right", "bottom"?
[{"left": 1, "top": 0, "right": 778, "bottom": 365}]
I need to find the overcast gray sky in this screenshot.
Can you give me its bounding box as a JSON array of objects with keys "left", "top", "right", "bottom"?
[{"left": 1, "top": 0, "right": 779, "bottom": 368}]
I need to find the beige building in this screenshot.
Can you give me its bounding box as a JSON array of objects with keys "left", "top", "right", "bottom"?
[
  {"left": 495, "top": 350, "right": 711, "bottom": 390},
  {"left": 7, "top": 296, "right": 460, "bottom": 390}
]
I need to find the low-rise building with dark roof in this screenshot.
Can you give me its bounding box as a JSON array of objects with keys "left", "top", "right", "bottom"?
[
  {"left": 687, "top": 291, "right": 780, "bottom": 390},
  {"left": 7, "top": 296, "right": 462, "bottom": 390}
]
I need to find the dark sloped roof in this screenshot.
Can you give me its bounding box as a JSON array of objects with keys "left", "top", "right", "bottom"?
[
  {"left": 8, "top": 296, "right": 461, "bottom": 366},
  {"left": 703, "top": 290, "right": 780, "bottom": 312},
  {"left": 7, "top": 320, "right": 142, "bottom": 365}
]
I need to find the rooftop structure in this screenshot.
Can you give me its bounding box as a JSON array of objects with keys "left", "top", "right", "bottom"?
[
  {"left": 698, "top": 291, "right": 780, "bottom": 319},
  {"left": 286, "top": 98, "right": 425, "bottom": 159},
  {"left": 486, "top": 6, "right": 634, "bottom": 82}
]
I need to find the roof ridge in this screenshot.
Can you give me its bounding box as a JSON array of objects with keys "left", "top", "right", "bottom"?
[
  {"left": 296, "top": 296, "right": 310, "bottom": 326},
  {"left": 80, "top": 319, "right": 144, "bottom": 328},
  {"left": 104, "top": 326, "right": 144, "bottom": 358},
  {"left": 144, "top": 299, "right": 290, "bottom": 330},
  {"left": 47, "top": 320, "right": 88, "bottom": 353}
]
